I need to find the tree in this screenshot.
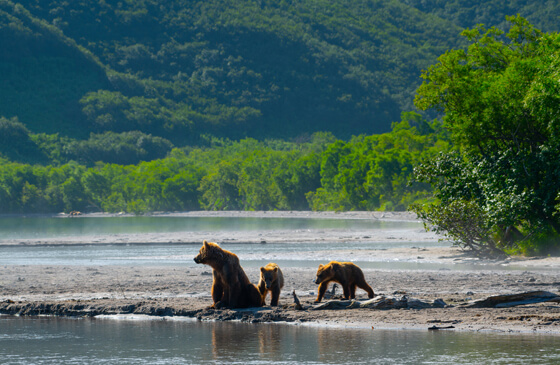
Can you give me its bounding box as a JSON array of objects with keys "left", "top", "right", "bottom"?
[
  {"left": 199, "top": 160, "right": 243, "bottom": 211},
  {"left": 412, "top": 16, "right": 560, "bottom": 257},
  {"left": 162, "top": 169, "right": 203, "bottom": 211},
  {"left": 0, "top": 116, "right": 46, "bottom": 163}
]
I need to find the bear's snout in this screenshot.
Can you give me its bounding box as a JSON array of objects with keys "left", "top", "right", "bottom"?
[
  {"left": 314, "top": 277, "right": 320, "bottom": 284},
  {"left": 194, "top": 256, "right": 200, "bottom": 263}
]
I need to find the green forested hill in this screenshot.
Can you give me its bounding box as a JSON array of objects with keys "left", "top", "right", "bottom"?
[
  {"left": 4, "top": 0, "right": 559, "bottom": 149},
  {"left": 3, "top": 0, "right": 464, "bottom": 146},
  {"left": 403, "top": 0, "right": 560, "bottom": 31},
  {"left": 3, "top": 0, "right": 560, "bottom": 150},
  {"left": 0, "top": 2, "right": 110, "bottom": 138}
]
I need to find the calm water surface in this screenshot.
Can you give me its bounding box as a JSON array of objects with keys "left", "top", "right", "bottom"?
[
  {"left": 1, "top": 316, "right": 559, "bottom": 364},
  {"left": 0, "top": 216, "right": 415, "bottom": 239}
]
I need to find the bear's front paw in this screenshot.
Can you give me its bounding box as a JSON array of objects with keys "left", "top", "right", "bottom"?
[{"left": 214, "top": 301, "right": 226, "bottom": 309}]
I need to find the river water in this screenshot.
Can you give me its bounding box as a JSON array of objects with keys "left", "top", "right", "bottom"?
[
  {"left": 1, "top": 215, "right": 559, "bottom": 363},
  {"left": 1, "top": 315, "right": 560, "bottom": 364},
  {"left": 0, "top": 215, "right": 410, "bottom": 239},
  {"left": 0, "top": 215, "right": 541, "bottom": 271}
]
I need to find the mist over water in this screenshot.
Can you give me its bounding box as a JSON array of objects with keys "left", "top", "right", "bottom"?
[{"left": 0, "top": 216, "right": 413, "bottom": 239}]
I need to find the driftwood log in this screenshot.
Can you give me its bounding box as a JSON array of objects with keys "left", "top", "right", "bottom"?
[
  {"left": 311, "top": 291, "right": 560, "bottom": 311},
  {"left": 323, "top": 284, "right": 338, "bottom": 300},
  {"left": 311, "top": 295, "right": 447, "bottom": 310},
  {"left": 428, "top": 325, "right": 455, "bottom": 330},
  {"left": 292, "top": 290, "right": 303, "bottom": 310},
  {"left": 465, "top": 291, "right": 560, "bottom": 308}
]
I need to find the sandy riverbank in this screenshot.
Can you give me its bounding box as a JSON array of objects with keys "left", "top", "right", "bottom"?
[{"left": 1, "top": 211, "right": 560, "bottom": 333}]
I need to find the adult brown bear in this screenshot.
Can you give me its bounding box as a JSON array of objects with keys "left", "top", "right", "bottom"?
[
  {"left": 257, "top": 263, "right": 284, "bottom": 306},
  {"left": 314, "top": 261, "right": 374, "bottom": 303},
  {"left": 194, "top": 240, "right": 263, "bottom": 309}
]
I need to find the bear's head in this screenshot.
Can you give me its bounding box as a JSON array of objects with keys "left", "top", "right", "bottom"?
[
  {"left": 260, "top": 266, "right": 278, "bottom": 289},
  {"left": 194, "top": 240, "right": 224, "bottom": 264},
  {"left": 314, "top": 263, "right": 335, "bottom": 284}
]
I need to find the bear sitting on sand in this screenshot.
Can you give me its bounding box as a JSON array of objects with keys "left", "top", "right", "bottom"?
[
  {"left": 194, "top": 240, "right": 263, "bottom": 309},
  {"left": 258, "top": 263, "right": 284, "bottom": 306},
  {"left": 314, "top": 261, "right": 375, "bottom": 303}
]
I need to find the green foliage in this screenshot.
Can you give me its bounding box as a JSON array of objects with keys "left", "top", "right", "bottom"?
[
  {"left": 0, "top": 1, "right": 109, "bottom": 138},
  {"left": 0, "top": 119, "right": 443, "bottom": 214},
  {"left": 307, "top": 112, "right": 446, "bottom": 211},
  {"left": 412, "top": 199, "right": 505, "bottom": 258},
  {"left": 412, "top": 16, "right": 560, "bottom": 257},
  {"left": 2, "top": 0, "right": 467, "bottom": 143},
  {"left": 403, "top": 0, "right": 560, "bottom": 32},
  {"left": 5, "top": 2, "right": 559, "bottom": 221},
  {"left": 63, "top": 131, "right": 174, "bottom": 165},
  {"left": 0, "top": 116, "right": 47, "bottom": 163}
]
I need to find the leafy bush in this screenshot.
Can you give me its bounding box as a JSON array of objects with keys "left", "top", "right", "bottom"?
[{"left": 412, "top": 16, "right": 560, "bottom": 257}]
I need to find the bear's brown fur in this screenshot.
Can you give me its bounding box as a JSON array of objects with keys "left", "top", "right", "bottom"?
[
  {"left": 314, "top": 261, "right": 374, "bottom": 303},
  {"left": 193, "top": 240, "right": 263, "bottom": 309},
  {"left": 257, "top": 263, "right": 284, "bottom": 306}
]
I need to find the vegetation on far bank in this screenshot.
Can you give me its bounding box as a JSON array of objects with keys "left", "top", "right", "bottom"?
[
  {"left": 0, "top": 112, "right": 446, "bottom": 215},
  {"left": 411, "top": 16, "right": 560, "bottom": 257}
]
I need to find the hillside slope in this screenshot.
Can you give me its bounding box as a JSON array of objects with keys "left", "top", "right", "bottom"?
[
  {"left": 2, "top": 0, "right": 559, "bottom": 146},
  {"left": 3, "top": 0, "right": 461, "bottom": 142},
  {"left": 0, "top": 2, "right": 111, "bottom": 138}
]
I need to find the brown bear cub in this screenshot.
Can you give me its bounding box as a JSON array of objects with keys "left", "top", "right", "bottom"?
[
  {"left": 314, "top": 261, "right": 375, "bottom": 303},
  {"left": 194, "top": 240, "right": 263, "bottom": 309},
  {"left": 258, "top": 263, "right": 284, "bottom": 306}
]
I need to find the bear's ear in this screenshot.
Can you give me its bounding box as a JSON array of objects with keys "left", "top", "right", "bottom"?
[
  {"left": 203, "top": 240, "right": 209, "bottom": 247},
  {"left": 260, "top": 267, "right": 265, "bottom": 273},
  {"left": 318, "top": 264, "right": 324, "bottom": 269},
  {"left": 273, "top": 267, "right": 278, "bottom": 272}
]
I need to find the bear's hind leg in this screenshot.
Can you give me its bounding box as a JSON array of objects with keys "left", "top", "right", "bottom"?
[
  {"left": 358, "top": 282, "right": 375, "bottom": 298},
  {"left": 249, "top": 283, "right": 264, "bottom": 307},
  {"left": 211, "top": 277, "right": 224, "bottom": 307}
]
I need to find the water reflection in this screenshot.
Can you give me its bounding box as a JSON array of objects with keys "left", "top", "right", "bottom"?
[
  {"left": 1, "top": 316, "right": 559, "bottom": 364},
  {"left": 0, "top": 216, "right": 415, "bottom": 239}
]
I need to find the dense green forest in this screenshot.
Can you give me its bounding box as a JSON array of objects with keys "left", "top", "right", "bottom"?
[
  {"left": 0, "top": 112, "right": 446, "bottom": 214},
  {"left": 1, "top": 0, "right": 464, "bottom": 143},
  {"left": 4, "top": 0, "right": 560, "bottom": 145},
  {"left": 2, "top": 1, "right": 560, "bottom": 220}
]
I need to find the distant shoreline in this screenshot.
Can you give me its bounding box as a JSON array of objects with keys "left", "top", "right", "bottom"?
[
  {"left": 0, "top": 210, "right": 431, "bottom": 247},
  {"left": 0, "top": 210, "right": 420, "bottom": 221}
]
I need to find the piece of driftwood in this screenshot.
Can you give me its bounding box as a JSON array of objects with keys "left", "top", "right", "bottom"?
[
  {"left": 465, "top": 291, "right": 560, "bottom": 308},
  {"left": 428, "top": 325, "right": 455, "bottom": 330},
  {"left": 312, "top": 296, "right": 447, "bottom": 310},
  {"left": 323, "top": 284, "right": 338, "bottom": 300},
  {"left": 312, "top": 299, "right": 354, "bottom": 310},
  {"left": 292, "top": 290, "right": 303, "bottom": 310}
]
